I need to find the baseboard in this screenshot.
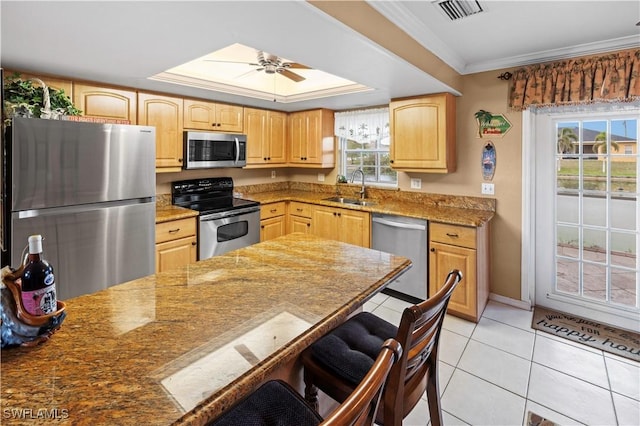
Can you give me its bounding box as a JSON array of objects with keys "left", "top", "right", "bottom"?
[{"left": 489, "top": 293, "right": 532, "bottom": 311}]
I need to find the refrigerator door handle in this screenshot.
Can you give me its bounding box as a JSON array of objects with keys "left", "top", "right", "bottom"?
[{"left": 16, "top": 197, "right": 155, "bottom": 219}]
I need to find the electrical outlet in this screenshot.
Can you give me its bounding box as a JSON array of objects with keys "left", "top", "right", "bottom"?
[
  {"left": 271, "top": 170, "right": 276, "bottom": 179},
  {"left": 410, "top": 178, "right": 422, "bottom": 189},
  {"left": 481, "top": 183, "right": 495, "bottom": 195},
  {"left": 317, "top": 173, "right": 325, "bottom": 182}
]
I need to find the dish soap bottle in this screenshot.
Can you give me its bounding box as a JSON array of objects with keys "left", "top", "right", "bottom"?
[{"left": 21, "top": 235, "right": 57, "bottom": 316}]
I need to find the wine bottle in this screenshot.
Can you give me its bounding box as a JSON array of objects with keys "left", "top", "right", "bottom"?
[{"left": 20, "top": 235, "right": 57, "bottom": 316}]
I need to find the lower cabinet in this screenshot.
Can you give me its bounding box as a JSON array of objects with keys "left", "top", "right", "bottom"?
[
  {"left": 287, "top": 201, "right": 313, "bottom": 234},
  {"left": 260, "top": 202, "right": 286, "bottom": 242},
  {"left": 312, "top": 205, "right": 370, "bottom": 248},
  {"left": 155, "top": 217, "right": 197, "bottom": 273},
  {"left": 428, "top": 222, "right": 490, "bottom": 322}
]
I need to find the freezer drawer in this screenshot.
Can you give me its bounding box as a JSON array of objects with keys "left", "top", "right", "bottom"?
[
  {"left": 11, "top": 201, "right": 155, "bottom": 300},
  {"left": 372, "top": 214, "right": 428, "bottom": 300}
]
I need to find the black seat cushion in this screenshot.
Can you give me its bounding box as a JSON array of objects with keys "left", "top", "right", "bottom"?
[
  {"left": 310, "top": 312, "right": 398, "bottom": 385},
  {"left": 208, "top": 380, "right": 322, "bottom": 426}
]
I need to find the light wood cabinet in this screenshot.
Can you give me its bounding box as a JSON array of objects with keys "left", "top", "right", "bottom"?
[
  {"left": 183, "top": 99, "right": 243, "bottom": 132},
  {"left": 155, "top": 217, "right": 197, "bottom": 273},
  {"left": 312, "top": 205, "right": 370, "bottom": 248},
  {"left": 389, "top": 93, "right": 456, "bottom": 173},
  {"left": 244, "top": 107, "right": 287, "bottom": 167},
  {"left": 138, "top": 92, "right": 184, "bottom": 172},
  {"left": 287, "top": 201, "right": 313, "bottom": 234},
  {"left": 73, "top": 83, "right": 137, "bottom": 123},
  {"left": 428, "top": 222, "right": 489, "bottom": 322},
  {"left": 260, "top": 202, "right": 287, "bottom": 241},
  {"left": 288, "top": 109, "right": 335, "bottom": 168}
]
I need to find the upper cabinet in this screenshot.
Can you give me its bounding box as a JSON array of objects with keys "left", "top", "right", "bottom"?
[
  {"left": 73, "top": 82, "right": 137, "bottom": 124},
  {"left": 389, "top": 93, "right": 456, "bottom": 173},
  {"left": 288, "top": 109, "right": 335, "bottom": 168},
  {"left": 244, "top": 107, "right": 287, "bottom": 167},
  {"left": 138, "top": 92, "right": 184, "bottom": 173},
  {"left": 183, "top": 99, "right": 243, "bottom": 132}
]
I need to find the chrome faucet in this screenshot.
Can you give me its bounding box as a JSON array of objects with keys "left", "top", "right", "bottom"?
[{"left": 350, "top": 168, "right": 366, "bottom": 199}]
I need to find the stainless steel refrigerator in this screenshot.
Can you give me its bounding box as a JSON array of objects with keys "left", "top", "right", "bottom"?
[{"left": 1, "top": 117, "right": 156, "bottom": 299}]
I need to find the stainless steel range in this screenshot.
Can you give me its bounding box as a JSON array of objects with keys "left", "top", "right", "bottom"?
[{"left": 171, "top": 178, "right": 260, "bottom": 260}]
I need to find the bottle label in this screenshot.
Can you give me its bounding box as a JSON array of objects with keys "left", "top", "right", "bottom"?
[{"left": 21, "top": 283, "right": 57, "bottom": 316}]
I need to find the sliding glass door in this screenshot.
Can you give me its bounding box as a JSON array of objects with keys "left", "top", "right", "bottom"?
[{"left": 534, "top": 108, "right": 639, "bottom": 331}]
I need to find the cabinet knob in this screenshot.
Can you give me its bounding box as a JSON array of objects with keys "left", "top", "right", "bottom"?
[
  {"left": 390, "top": 160, "right": 394, "bottom": 164},
  {"left": 261, "top": 225, "right": 265, "bottom": 229},
  {"left": 168, "top": 228, "right": 180, "bottom": 233},
  {"left": 191, "top": 242, "right": 197, "bottom": 246},
  {"left": 446, "top": 233, "right": 459, "bottom": 238},
  {"left": 267, "top": 157, "right": 271, "bottom": 160},
  {"left": 306, "top": 223, "right": 310, "bottom": 227},
  {"left": 270, "top": 209, "right": 277, "bottom": 213},
  {"left": 430, "top": 248, "right": 435, "bottom": 252},
  {"left": 178, "top": 158, "right": 183, "bottom": 163}
]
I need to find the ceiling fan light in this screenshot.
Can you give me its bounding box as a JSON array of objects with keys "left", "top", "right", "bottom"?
[{"left": 435, "top": 0, "right": 483, "bottom": 21}]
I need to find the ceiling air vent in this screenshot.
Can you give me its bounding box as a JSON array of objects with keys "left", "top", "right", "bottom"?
[{"left": 435, "top": 0, "right": 484, "bottom": 21}]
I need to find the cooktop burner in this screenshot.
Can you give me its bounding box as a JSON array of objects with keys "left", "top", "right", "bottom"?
[{"left": 171, "top": 177, "right": 259, "bottom": 216}]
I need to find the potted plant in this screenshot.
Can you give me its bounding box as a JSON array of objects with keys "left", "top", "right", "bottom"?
[{"left": 3, "top": 72, "right": 81, "bottom": 127}]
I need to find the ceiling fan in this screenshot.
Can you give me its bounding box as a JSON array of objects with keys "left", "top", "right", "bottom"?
[{"left": 206, "top": 50, "right": 310, "bottom": 82}]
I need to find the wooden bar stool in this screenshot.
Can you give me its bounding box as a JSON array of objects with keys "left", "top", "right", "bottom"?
[
  {"left": 301, "top": 270, "right": 462, "bottom": 426},
  {"left": 207, "top": 338, "right": 402, "bottom": 426}
]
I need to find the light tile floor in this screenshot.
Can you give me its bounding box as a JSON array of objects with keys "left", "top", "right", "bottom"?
[{"left": 363, "top": 293, "right": 640, "bottom": 426}]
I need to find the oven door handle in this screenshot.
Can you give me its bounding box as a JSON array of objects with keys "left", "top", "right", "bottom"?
[
  {"left": 234, "top": 137, "right": 240, "bottom": 165},
  {"left": 200, "top": 206, "right": 259, "bottom": 221}
]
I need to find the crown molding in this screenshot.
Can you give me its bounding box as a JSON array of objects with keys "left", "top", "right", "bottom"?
[
  {"left": 149, "top": 72, "right": 373, "bottom": 104},
  {"left": 463, "top": 35, "right": 640, "bottom": 74}
]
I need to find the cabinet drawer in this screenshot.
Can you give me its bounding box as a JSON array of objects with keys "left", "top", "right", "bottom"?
[
  {"left": 430, "top": 222, "right": 476, "bottom": 249},
  {"left": 288, "top": 201, "right": 312, "bottom": 218},
  {"left": 156, "top": 218, "right": 197, "bottom": 244},
  {"left": 260, "top": 202, "right": 286, "bottom": 220}
]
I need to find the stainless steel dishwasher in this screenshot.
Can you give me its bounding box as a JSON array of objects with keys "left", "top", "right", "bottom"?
[{"left": 372, "top": 213, "right": 428, "bottom": 301}]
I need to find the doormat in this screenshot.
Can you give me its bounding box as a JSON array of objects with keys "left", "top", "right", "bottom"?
[
  {"left": 527, "top": 411, "right": 558, "bottom": 426},
  {"left": 532, "top": 306, "right": 640, "bottom": 362}
]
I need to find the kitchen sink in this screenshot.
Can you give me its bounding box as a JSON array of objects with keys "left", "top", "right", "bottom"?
[{"left": 323, "top": 196, "right": 376, "bottom": 206}]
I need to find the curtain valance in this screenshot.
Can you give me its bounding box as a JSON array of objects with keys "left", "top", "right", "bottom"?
[
  {"left": 509, "top": 49, "right": 640, "bottom": 111},
  {"left": 334, "top": 107, "right": 389, "bottom": 144}
]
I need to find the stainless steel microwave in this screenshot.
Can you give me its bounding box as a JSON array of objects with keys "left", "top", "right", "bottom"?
[{"left": 183, "top": 131, "right": 247, "bottom": 169}]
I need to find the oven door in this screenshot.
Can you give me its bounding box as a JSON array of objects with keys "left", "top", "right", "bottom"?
[{"left": 198, "top": 207, "right": 260, "bottom": 260}]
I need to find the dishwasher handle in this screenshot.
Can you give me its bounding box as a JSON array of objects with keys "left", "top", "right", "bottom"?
[{"left": 372, "top": 216, "right": 427, "bottom": 231}]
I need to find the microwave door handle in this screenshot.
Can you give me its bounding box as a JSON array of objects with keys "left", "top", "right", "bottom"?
[{"left": 234, "top": 137, "right": 240, "bottom": 164}]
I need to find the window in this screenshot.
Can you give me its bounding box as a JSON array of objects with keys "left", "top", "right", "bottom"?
[{"left": 335, "top": 108, "right": 397, "bottom": 185}]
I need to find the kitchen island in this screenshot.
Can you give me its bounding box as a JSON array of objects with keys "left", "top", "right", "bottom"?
[{"left": 0, "top": 233, "right": 411, "bottom": 425}]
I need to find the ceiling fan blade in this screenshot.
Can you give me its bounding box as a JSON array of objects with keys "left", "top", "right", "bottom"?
[
  {"left": 235, "top": 68, "right": 261, "bottom": 79},
  {"left": 204, "top": 59, "right": 261, "bottom": 66},
  {"left": 279, "top": 69, "right": 305, "bottom": 82},
  {"left": 284, "top": 62, "right": 311, "bottom": 70}
]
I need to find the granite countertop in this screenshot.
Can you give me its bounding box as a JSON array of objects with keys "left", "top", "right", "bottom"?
[
  {"left": 155, "top": 204, "right": 199, "bottom": 224},
  {"left": 154, "top": 185, "right": 495, "bottom": 227},
  {"left": 243, "top": 189, "right": 495, "bottom": 227},
  {"left": 0, "top": 233, "right": 411, "bottom": 425}
]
